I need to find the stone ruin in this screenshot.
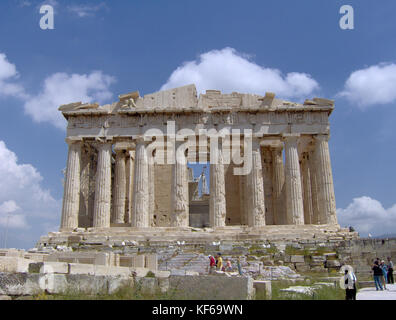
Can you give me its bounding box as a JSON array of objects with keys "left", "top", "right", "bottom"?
[{"left": 36, "top": 83, "right": 359, "bottom": 248}]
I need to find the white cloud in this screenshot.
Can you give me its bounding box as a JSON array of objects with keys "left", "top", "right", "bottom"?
[
  {"left": 67, "top": 2, "right": 107, "bottom": 17},
  {"left": 39, "top": 0, "right": 57, "bottom": 8},
  {"left": 24, "top": 71, "right": 116, "bottom": 129},
  {"left": 0, "top": 140, "right": 61, "bottom": 230},
  {"left": 161, "top": 47, "right": 319, "bottom": 99},
  {"left": 0, "top": 200, "right": 20, "bottom": 214},
  {"left": 337, "top": 196, "right": 396, "bottom": 236},
  {"left": 0, "top": 53, "right": 26, "bottom": 98},
  {"left": 339, "top": 63, "right": 396, "bottom": 108}
]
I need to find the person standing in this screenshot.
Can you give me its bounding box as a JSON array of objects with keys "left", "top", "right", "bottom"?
[
  {"left": 380, "top": 260, "right": 388, "bottom": 290},
  {"left": 217, "top": 253, "right": 223, "bottom": 271},
  {"left": 344, "top": 269, "right": 357, "bottom": 300},
  {"left": 208, "top": 255, "right": 216, "bottom": 274},
  {"left": 237, "top": 257, "right": 242, "bottom": 275},
  {"left": 225, "top": 259, "right": 232, "bottom": 272},
  {"left": 372, "top": 260, "right": 384, "bottom": 291},
  {"left": 387, "top": 257, "right": 394, "bottom": 284}
]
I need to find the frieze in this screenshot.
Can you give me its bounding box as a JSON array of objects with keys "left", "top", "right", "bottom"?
[{"left": 66, "top": 109, "right": 330, "bottom": 133}]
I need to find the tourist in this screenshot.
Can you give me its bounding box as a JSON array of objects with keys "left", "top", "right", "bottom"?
[
  {"left": 225, "top": 259, "right": 232, "bottom": 272},
  {"left": 343, "top": 269, "right": 357, "bottom": 300},
  {"left": 372, "top": 260, "right": 383, "bottom": 291},
  {"left": 208, "top": 255, "right": 216, "bottom": 274},
  {"left": 380, "top": 260, "right": 388, "bottom": 289},
  {"left": 217, "top": 253, "right": 223, "bottom": 271},
  {"left": 387, "top": 257, "right": 394, "bottom": 284},
  {"left": 237, "top": 257, "right": 242, "bottom": 275}
]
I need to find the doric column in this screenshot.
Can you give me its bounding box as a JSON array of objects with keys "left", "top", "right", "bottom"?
[
  {"left": 171, "top": 140, "right": 189, "bottom": 227},
  {"left": 272, "top": 145, "right": 285, "bottom": 225},
  {"left": 209, "top": 140, "right": 226, "bottom": 227},
  {"left": 301, "top": 153, "right": 313, "bottom": 224},
  {"left": 247, "top": 139, "right": 266, "bottom": 227},
  {"left": 93, "top": 141, "right": 112, "bottom": 228},
  {"left": 283, "top": 135, "right": 304, "bottom": 225},
  {"left": 261, "top": 147, "right": 273, "bottom": 225},
  {"left": 126, "top": 150, "right": 135, "bottom": 224},
  {"left": 313, "top": 134, "right": 338, "bottom": 225},
  {"left": 132, "top": 138, "right": 149, "bottom": 228},
  {"left": 148, "top": 150, "right": 155, "bottom": 227},
  {"left": 308, "top": 151, "right": 320, "bottom": 224},
  {"left": 60, "top": 139, "right": 81, "bottom": 230},
  {"left": 112, "top": 149, "right": 127, "bottom": 224},
  {"left": 239, "top": 174, "right": 248, "bottom": 225}
]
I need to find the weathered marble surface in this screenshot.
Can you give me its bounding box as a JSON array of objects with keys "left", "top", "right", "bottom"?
[{"left": 58, "top": 84, "right": 339, "bottom": 235}]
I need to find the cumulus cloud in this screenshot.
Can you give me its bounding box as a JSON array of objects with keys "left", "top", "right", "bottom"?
[
  {"left": 0, "top": 200, "right": 26, "bottom": 229},
  {"left": 39, "top": 0, "right": 58, "bottom": 8},
  {"left": 24, "top": 71, "right": 116, "bottom": 129},
  {"left": 0, "top": 53, "right": 26, "bottom": 98},
  {"left": 0, "top": 140, "right": 61, "bottom": 231},
  {"left": 161, "top": 47, "right": 319, "bottom": 99},
  {"left": 67, "top": 2, "right": 107, "bottom": 17},
  {"left": 339, "top": 63, "right": 396, "bottom": 108},
  {"left": 337, "top": 196, "right": 396, "bottom": 236}
]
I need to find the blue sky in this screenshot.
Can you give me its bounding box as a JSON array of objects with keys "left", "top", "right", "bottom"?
[{"left": 1, "top": 0, "right": 396, "bottom": 249}]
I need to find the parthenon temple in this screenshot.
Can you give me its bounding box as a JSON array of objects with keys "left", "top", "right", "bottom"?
[{"left": 54, "top": 84, "right": 342, "bottom": 242}]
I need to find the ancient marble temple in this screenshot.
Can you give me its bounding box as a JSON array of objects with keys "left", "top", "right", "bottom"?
[{"left": 58, "top": 84, "right": 339, "bottom": 234}]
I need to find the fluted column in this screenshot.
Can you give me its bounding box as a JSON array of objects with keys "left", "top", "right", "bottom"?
[
  {"left": 308, "top": 151, "right": 320, "bottom": 224},
  {"left": 113, "top": 149, "right": 126, "bottom": 224},
  {"left": 272, "top": 145, "right": 285, "bottom": 225},
  {"left": 60, "top": 139, "right": 81, "bottom": 230},
  {"left": 148, "top": 152, "right": 155, "bottom": 227},
  {"left": 247, "top": 140, "right": 266, "bottom": 227},
  {"left": 126, "top": 150, "right": 135, "bottom": 224},
  {"left": 301, "top": 153, "right": 313, "bottom": 224},
  {"left": 239, "top": 174, "right": 248, "bottom": 225},
  {"left": 209, "top": 141, "right": 226, "bottom": 227},
  {"left": 283, "top": 135, "right": 304, "bottom": 225},
  {"left": 314, "top": 134, "right": 338, "bottom": 225},
  {"left": 262, "top": 147, "right": 273, "bottom": 225},
  {"left": 132, "top": 138, "right": 149, "bottom": 228},
  {"left": 93, "top": 141, "right": 112, "bottom": 228},
  {"left": 171, "top": 140, "right": 189, "bottom": 227}
]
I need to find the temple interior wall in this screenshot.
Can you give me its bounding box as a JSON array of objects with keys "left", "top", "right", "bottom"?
[
  {"left": 154, "top": 164, "right": 172, "bottom": 227},
  {"left": 189, "top": 196, "right": 210, "bottom": 228},
  {"left": 225, "top": 164, "right": 242, "bottom": 225}
]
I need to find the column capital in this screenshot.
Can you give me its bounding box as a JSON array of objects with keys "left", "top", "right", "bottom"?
[
  {"left": 133, "top": 135, "right": 153, "bottom": 145},
  {"left": 314, "top": 134, "right": 330, "bottom": 142},
  {"left": 95, "top": 137, "right": 113, "bottom": 143},
  {"left": 114, "top": 141, "right": 136, "bottom": 153},
  {"left": 65, "top": 137, "right": 82, "bottom": 145},
  {"left": 282, "top": 133, "right": 300, "bottom": 142},
  {"left": 91, "top": 138, "right": 112, "bottom": 151}
]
